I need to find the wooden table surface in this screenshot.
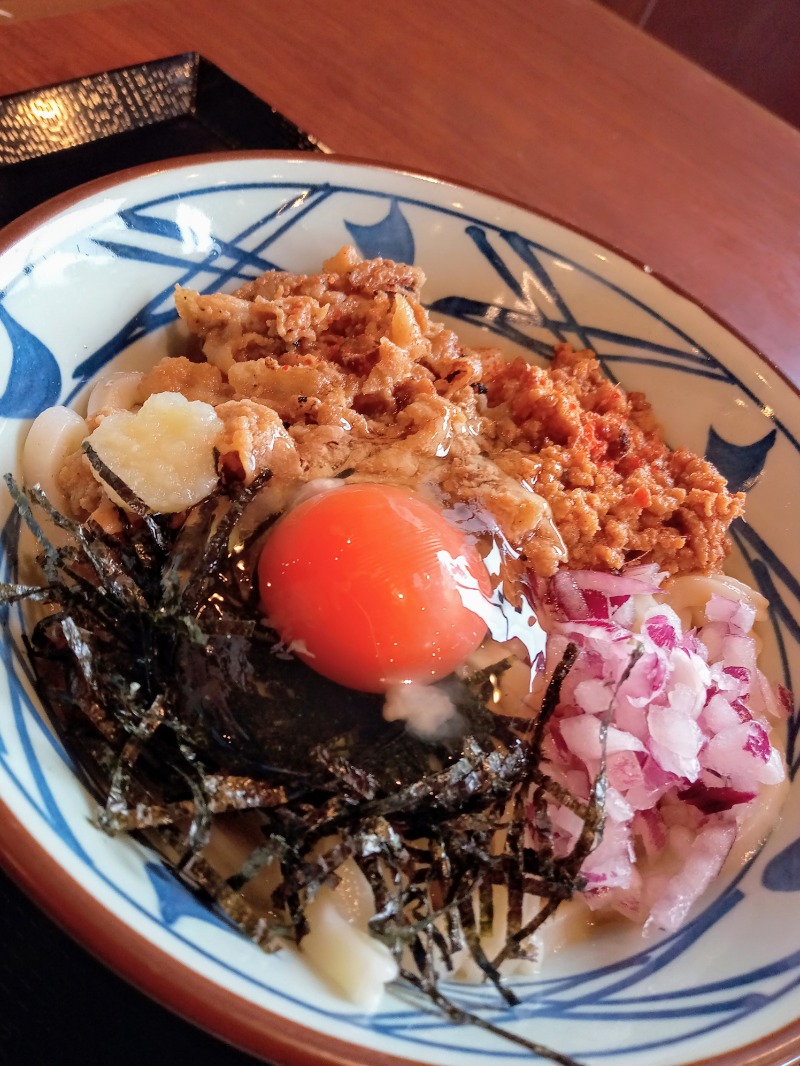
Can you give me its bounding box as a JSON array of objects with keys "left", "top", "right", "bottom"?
[
  {"left": 2, "top": 0, "right": 800, "bottom": 378},
  {"left": 1, "top": 1, "right": 800, "bottom": 1063}
]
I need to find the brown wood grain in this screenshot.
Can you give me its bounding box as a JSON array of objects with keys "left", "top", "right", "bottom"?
[
  {"left": 593, "top": 0, "right": 654, "bottom": 23},
  {"left": 0, "top": 0, "right": 129, "bottom": 21},
  {"left": 2, "top": 0, "right": 800, "bottom": 383},
  {"left": 645, "top": 0, "right": 800, "bottom": 129}
]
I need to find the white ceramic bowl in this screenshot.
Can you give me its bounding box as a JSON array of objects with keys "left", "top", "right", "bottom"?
[{"left": 1, "top": 153, "right": 799, "bottom": 1066}]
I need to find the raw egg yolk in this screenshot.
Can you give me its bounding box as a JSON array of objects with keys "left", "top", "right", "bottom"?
[{"left": 257, "top": 483, "right": 492, "bottom": 693}]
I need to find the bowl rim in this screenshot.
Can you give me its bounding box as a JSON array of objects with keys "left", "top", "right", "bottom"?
[{"left": 1, "top": 149, "right": 798, "bottom": 1066}]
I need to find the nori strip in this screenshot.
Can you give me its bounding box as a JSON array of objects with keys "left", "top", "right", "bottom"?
[{"left": 1, "top": 474, "right": 609, "bottom": 1066}]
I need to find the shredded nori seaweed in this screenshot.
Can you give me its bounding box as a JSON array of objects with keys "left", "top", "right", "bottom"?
[{"left": 2, "top": 472, "right": 611, "bottom": 1066}]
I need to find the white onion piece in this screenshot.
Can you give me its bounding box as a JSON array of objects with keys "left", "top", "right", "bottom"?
[
  {"left": 22, "top": 406, "right": 87, "bottom": 512},
  {"left": 301, "top": 886, "right": 398, "bottom": 1011},
  {"left": 643, "top": 821, "right": 736, "bottom": 934},
  {"left": 664, "top": 573, "right": 768, "bottom": 627},
  {"left": 87, "top": 392, "right": 222, "bottom": 513},
  {"left": 86, "top": 371, "right": 144, "bottom": 418}
]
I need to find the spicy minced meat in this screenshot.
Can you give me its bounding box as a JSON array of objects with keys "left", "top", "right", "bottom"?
[{"left": 60, "top": 246, "right": 743, "bottom": 575}]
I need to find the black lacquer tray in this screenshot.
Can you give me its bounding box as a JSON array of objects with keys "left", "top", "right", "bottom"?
[{"left": 0, "top": 52, "right": 323, "bottom": 228}]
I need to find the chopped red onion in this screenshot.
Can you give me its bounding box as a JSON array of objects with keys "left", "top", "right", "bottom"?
[{"left": 532, "top": 566, "right": 787, "bottom": 932}]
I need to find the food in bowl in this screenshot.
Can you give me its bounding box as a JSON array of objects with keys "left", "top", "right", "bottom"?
[{"left": 6, "top": 247, "right": 787, "bottom": 1063}]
